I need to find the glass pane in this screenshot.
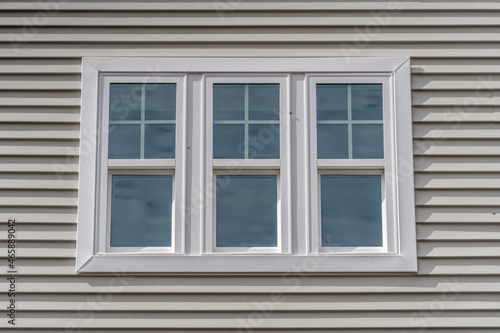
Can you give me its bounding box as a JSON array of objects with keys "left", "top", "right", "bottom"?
[
  {"left": 213, "top": 124, "right": 245, "bottom": 159},
  {"left": 145, "top": 124, "right": 175, "bottom": 159},
  {"left": 216, "top": 175, "right": 277, "bottom": 247},
  {"left": 108, "top": 124, "right": 140, "bottom": 159},
  {"left": 352, "top": 124, "right": 384, "bottom": 159},
  {"left": 321, "top": 175, "right": 382, "bottom": 247},
  {"left": 316, "top": 85, "right": 348, "bottom": 121},
  {"left": 110, "top": 175, "right": 172, "bottom": 247},
  {"left": 145, "top": 84, "right": 176, "bottom": 121},
  {"left": 351, "top": 85, "right": 383, "bottom": 120},
  {"left": 213, "top": 84, "right": 245, "bottom": 121},
  {"left": 109, "top": 84, "right": 142, "bottom": 121},
  {"left": 317, "top": 124, "right": 348, "bottom": 159},
  {"left": 248, "top": 124, "right": 280, "bottom": 159},
  {"left": 248, "top": 84, "right": 280, "bottom": 120}
]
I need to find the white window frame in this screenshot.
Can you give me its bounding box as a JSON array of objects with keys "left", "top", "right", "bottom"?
[
  {"left": 98, "top": 75, "right": 186, "bottom": 255},
  {"left": 203, "top": 75, "right": 291, "bottom": 255},
  {"left": 77, "top": 57, "right": 416, "bottom": 273},
  {"left": 308, "top": 75, "right": 395, "bottom": 255}
]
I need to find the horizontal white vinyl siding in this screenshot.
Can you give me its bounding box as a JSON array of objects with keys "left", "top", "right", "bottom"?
[{"left": 0, "top": 0, "right": 499, "bottom": 331}]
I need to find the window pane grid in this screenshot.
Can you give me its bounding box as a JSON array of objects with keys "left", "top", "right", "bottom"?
[
  {"left": 109, "top": 83, "right": 176, "bottom": 160},
  {"left": 317, "top": 84, "right": 383, "bottom": 160},
  {"left": 213, "top": 84, "right": 279, "bottom": 160}
]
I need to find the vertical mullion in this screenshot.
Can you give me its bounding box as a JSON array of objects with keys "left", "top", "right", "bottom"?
[
  {"left": 140, "top": 84, "right": 146, "bottom": 159},
  {"left": 244, "top": 84, "right": 249, "bottom": 159},
  {"left": 347, "top": 85, "right": 353, "bottom": 159}
]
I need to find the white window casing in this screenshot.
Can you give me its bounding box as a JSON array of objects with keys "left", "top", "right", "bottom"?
[{"left": 77, "top": 57, "right": 416, "bottom": 273}]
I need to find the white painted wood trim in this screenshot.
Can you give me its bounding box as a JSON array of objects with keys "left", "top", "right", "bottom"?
[
  {"left": 317, "top": 159, "right": 385, "bottom": 169},
  {"left": 305, "top": 65, "right": 415, "bottom": 270},
  {"left": 77, "top": 57, "right": 416, "bottom": 273},
  {"left": 108, "top": 159, "right": 176, "bottom": 169},
  {"left": 212, "top": 159, "right": 280, "bottom": 169},
  {"left": 393, "top": 59, "right": 417, "bottom": 271},
  {"left": 76, "top": 59, "right": 100, "bottom": 271},
  {"left": 81, "top": 254, "right": 417, "bottom": 273},
  {"left": 83, "top": 57, "right": 408, "bottom": 74}
]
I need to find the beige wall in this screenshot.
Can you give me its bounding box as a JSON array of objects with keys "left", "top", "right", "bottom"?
[{"left": 1, "top": 1, "right": 499, "bottom": 331}]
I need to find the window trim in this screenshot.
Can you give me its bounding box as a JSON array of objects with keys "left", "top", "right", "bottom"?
[{"left": 77, "top": 57, "right": 416, "bottom": 273}]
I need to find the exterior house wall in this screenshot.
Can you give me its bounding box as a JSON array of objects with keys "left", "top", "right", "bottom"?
[{"left": 1, "top": 1, "right": 499, "bottom": 331}]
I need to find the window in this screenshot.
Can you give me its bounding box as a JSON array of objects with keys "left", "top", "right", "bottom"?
[
  {"left": 204, "top": 76, "right": 290, "bottom": 255},
  {"left": 308, "top": 77, "right": 395, "bottom": 255},
  {"left": 77, "top": 57, "right": 416, "bottom": 272},
  {"left": 96, "top": 76, "right": 186, "bottom": 255}
]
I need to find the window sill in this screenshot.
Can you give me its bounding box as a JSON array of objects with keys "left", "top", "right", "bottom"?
[{"left": 77, "top": 253, "right": 417, "bottom": 273}]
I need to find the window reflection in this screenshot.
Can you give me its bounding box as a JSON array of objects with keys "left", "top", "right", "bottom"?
[
  {"left": 213, "top": 84, "right": 280, "bottom": 159},
  {"left": 108, "top": 83, "right": 176, "bottom": 159},
  {"left": 317, "top": 84, "right": 383, "bottom": 159},
  {"left": 110, "top": 175, "right": 172, "bottom": 247},
  {"left": 216, "top": 175, "right": 277, "bottom": 247},
  {"left": 321, "top": 175, "right": 382, "bottom": 247}
]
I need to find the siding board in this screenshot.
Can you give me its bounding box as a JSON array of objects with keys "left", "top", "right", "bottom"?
[{"left": 0, "top": 0, "right": 499, "bottom": 331}]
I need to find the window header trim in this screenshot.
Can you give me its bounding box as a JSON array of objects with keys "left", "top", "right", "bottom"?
[{"left": 83, "top": 57, "right": 409, "bottom": 74}]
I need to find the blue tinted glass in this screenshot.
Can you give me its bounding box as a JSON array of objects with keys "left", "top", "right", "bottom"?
[
  {"left": 321, "top": 175, "right": 382, "bottom": 247},
  {"left": 316, "top": 85, "right": 348, "bottom": 121},
  {"left": 216, "top": 175, "right": 277, "bottom": 247},
  {"left": 352, "top": 124, "right": 384, "bottom": 159},
  {"left": 145, "top": 124, "right": 175, "bottom": 159},
  {"left": 213, "top": 85, "right": 245, "bottom": 121},
  {"left": 145, "top": 84, "right": 176, "bottom": 120},
  {"left": 108, "top": 124, "right": 140, "bottom": 159},
  {"left": 351, "top": 85, "right": 383, "bottom": 120},
  {"left": 248, "top": 85, "right": 280, "bottom": 120},
  {"left": 248, "top": 124, "right": 280, "bottom": 159},
  {"left": 109, "top": 84, "right": 142, "bottom": 121},
  {"left": 110, "top": 175, "right": 172, "bottom": 247},
  {"left": 213, "top": 124, "right": 245, "bottom": 159},
  {"left": 317, "top": 124, "right": 348, "bottom": 159}
]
